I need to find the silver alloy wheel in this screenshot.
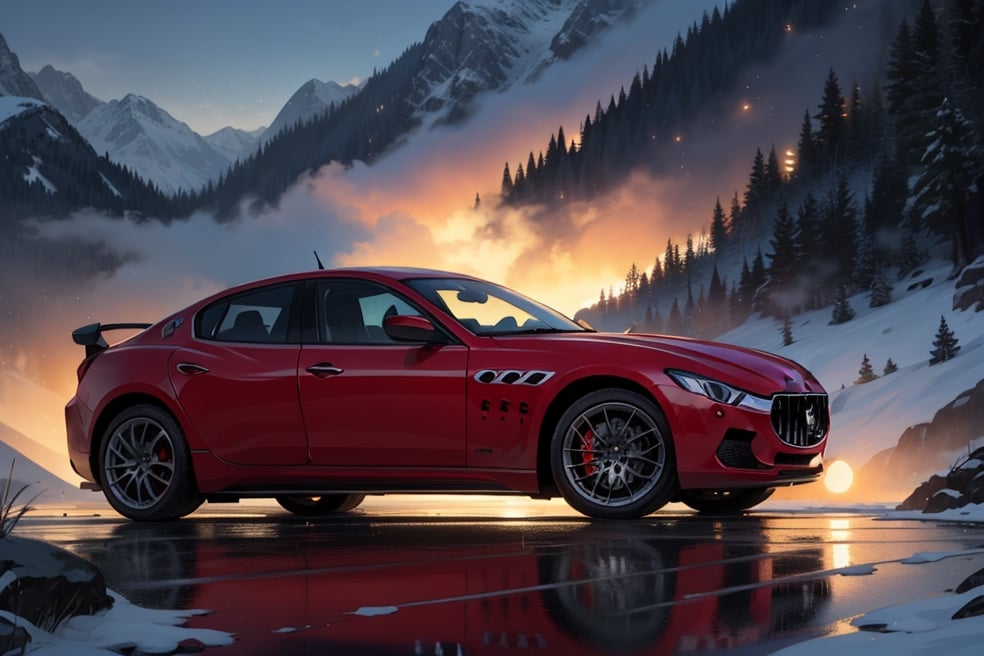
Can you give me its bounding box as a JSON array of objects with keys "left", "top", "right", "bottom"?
[
  {"left": 560, "top": 401, "right": 667, "bottom": 508},
  {"left": 103, "top": 416, "right": 176, "bottom": 510}
]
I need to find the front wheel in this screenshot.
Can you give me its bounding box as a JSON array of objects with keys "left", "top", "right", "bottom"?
[
  {"left": 679, "top": 488, "right": 775, "bottom": 514},
  {"left": 276, "top": 494, "right": 366, "bottom": 516},
  {"left": 550, "top": 389, "right": 677, "bottom": 519},
  {"left": 99, "top": 404, "right": 202, "bottom": 521}
]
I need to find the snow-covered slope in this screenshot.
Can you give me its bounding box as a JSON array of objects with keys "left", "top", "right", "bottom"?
[
  {"left": 204, "top": 125, "right": 265, "bottom": 161},
  {"left": 77, "top": 94, "right": 231, "bottom": 193},
  {"left": 0, "top": 94, "right": 43, "bottom": 125},
  {"left": 0, "top": 368, "right": 82, "bottom": 487},
  {"left": 262, "top": 79, "right": 358, "bottom": 143},
  {"left": 720, "top": 258, "right": 984, "bottom": 498},
  {"left": 410, "top": 0, "right": 649, "bottom": 123},
  {"left": 0, "top": 32, "right": 44, "bottom": 99},
  {"left": 31, "top": 64, "right": 104, "bottom": 122}
]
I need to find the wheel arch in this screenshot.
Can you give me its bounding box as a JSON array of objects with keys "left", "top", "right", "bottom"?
[
  {"left": 89, "top": 392, "right": 186, "bottom": 487},
  {"left": 535, "top": 375, "right": 665, "bottom": 496}
]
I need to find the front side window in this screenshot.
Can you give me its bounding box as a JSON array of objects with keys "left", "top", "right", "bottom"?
[
  {"left": 318, "top": 280, "right": 423, "bottom": 344},
  {"left": 404, "top": 278, "right": 586, "bottom": 335},
  {"left": 197, "top": 284, "right": 295, "bottom": 344}
]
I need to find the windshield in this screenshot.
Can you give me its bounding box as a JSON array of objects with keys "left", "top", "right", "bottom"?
[{"left": 405, "top": 278, "right": 588, "bottom": 336}]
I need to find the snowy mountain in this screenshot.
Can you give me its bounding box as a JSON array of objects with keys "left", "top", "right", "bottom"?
[
  {"left": 77, "top": 94, "right": 231, "bottom": 194},
  {"left": 262, "top": 79, "right": 358, "bottom": 143},
  {"left": 31, "top": 64, "right": 104, "bottom": 122},
  {"left": 411, "top": 0, "right": 649, "bottom": 123},
  {"left": 0, "top": 94, "right": 172, "bottom": 215},
  {"left": 0, "top": 33, "right": 44, "bottom": 99},
  {"left": 204, "top": 125, "right": 266, "bottom": 162}
]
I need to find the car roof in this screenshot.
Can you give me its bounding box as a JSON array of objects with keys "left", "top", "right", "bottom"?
[{"left": 192, "top": 267, "right": 483, "bottom": 307}]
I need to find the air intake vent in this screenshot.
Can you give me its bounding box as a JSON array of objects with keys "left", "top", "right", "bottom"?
[{"left": 770, "top": 394, "right": 829, "bottom": 447}]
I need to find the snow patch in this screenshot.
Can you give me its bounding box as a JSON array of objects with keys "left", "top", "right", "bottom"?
[
  {"left": 0, "top": 590, "right": 233, "bottom": 656},
  {"left": 837, "top": 564, "right": 877, "bottom": 576}
]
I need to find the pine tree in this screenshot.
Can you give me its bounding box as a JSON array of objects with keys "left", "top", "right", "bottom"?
[
  {"left": 764, "top": 199, "right": 799, "bottom": 316},
  {"left": 815, "top": 68, "right": 847, "bottom": 170},
  {"left": 501, "top": 162, "right": 513, "bottom": 197},
  {"left": 909, "top": 98, "right": 982, "bottom": 268},
  {"left": 709, "top": 198, "right": 729, "bottom": 253},
  {"left": 883, "top": 358, "right": 898, "bottom": 375},
  {"left": 666, "top": 297, "right": 684, "bottom": 335},
  {"left": 744, "top": 148, "right": 766, "bottom": 209},
  {"left": 795, "top": 109, "right": 817, "bottom": 183},
  {"left": 898, "top": 221, "right": 923, "bottom": 279},
  {"left": 830, "top": 285, "right": 855, "bottom": 324},
  {"left": 853, "top": 220, "right": 877, "bottom": 291},
  {"left": 869, "top": 268, "right": 892, "bottom": 307},
  {"left": 929, "top": 315, "right": 960, "bottom": 364},
  {"left": 781, "top": 316, "right": 794, "bottom": 346},
  {"left": 855, "top": 354, "right": 878, "bottom": 384}
]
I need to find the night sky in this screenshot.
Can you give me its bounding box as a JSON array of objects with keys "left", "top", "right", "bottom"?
[{"left": 3, "top": 0, "right": 457, "bottom": 134}]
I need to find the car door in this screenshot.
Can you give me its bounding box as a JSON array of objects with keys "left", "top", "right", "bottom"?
[
  {"left": 169, "top": 282, "right": 308, "bottom": 466},
  {"left": 298, "top": 279, "right": 468, "bottom": 467}
]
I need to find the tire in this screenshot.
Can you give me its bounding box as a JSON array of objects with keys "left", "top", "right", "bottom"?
[
  {"left": 99, "top": 404, "right": 202, "bottom": 521},
  {"left": 550, "top": 389, "right": 677, "bottom": 519},
  {"left": 679, "top": 488, "right": 775, "bottom": 514},
  {"left": 276, "top": 494, "right": 366, "bottom": 516},
  {"left": 539, "top": 538, "right": 674, "bottom": 650}
]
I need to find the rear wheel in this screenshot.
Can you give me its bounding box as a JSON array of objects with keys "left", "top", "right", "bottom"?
[
  {"left": 276, "top": 494, "right": 366, "bottom": 516},
  {"left": 550, "top": 389, "right": 677, "bottom": 519},
  {"left": 99, "top": 405, "right": 202, "bottom": 521},
  {"left": 679, "top": 488, "right": 775, "bottom": 514}
]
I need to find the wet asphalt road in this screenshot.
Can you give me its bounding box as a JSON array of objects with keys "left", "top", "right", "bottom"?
[{"left": 21, "top": 497, "right": 984, "bottom": 655}]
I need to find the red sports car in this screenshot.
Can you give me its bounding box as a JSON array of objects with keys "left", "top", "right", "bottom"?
[{"left": 66, "top": 267, "right": 828, "bottom": 521}]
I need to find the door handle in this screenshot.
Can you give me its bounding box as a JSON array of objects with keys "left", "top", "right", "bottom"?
[
  {"left": 306, "top": 363, "right": 344, "bottom": 378},
  {"left": 176, "top": 362, "right": 210, "bottom": 376}
]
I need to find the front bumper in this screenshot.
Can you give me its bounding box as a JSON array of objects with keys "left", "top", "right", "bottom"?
[{"left": 659, "top": 385, "right": 827, "bottom": 490}]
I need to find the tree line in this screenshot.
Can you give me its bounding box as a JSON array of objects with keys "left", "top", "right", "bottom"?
[{"left": 582, "top": 0, "right": 983, "bottom": 336}]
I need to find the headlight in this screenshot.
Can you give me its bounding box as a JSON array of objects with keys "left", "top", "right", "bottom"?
[{"left": 666, "top": 370, "right": 772, "bottom": 412}]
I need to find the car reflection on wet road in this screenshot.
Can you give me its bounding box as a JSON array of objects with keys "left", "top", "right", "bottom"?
[{"left": 22, "top": 498, "right": 984, "bottom": 655}]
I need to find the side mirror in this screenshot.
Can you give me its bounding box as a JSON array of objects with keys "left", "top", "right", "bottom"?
[{"left": 383, "top": 315, "right": 447, "bottom": 344}]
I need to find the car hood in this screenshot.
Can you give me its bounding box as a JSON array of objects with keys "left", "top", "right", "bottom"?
[{"left": 496, "top": 332, "right": 825, "bottom": 396}]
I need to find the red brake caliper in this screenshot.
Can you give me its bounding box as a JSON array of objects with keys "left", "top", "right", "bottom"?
[{"left": 583, "top": 428, "right": 596, "bottom": 475}]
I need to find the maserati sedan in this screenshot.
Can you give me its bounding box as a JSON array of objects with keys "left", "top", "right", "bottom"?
[{"left": 66, "top": 267, "right": 829, "bottom": 521}]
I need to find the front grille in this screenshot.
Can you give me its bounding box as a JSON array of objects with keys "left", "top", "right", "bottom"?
[{"left": 770, "top": 394, "right": 829, "bottom": 447}]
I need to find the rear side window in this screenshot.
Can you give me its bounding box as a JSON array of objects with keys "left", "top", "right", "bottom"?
[{"left": 197, "top": 285, "right": 296, "bottom": 344}]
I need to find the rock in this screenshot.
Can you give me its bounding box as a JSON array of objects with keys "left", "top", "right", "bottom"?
[
  {"left": 896, "top": 474, "right": 947, "bottom": 511},
  {"left": 0, "top": 535, "right": 113, "bottom": 631},
  {"left": 954, "top": 256, "right": 984, "bottom": 312},
  {"left": 956, "top": 567, "right": 984, "bottom": 594},
  {"left": 952, "top": 595, "right": 984, "bottom": 620},
  {"left": 923, "top": 487, "right": 962, "bottom": 513},
  {"left": 0, "top": 616, "right": 30, "bottom": 654}
]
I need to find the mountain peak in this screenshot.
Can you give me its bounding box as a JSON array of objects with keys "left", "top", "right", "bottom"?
[
  {"left": 0, "top": 31, "right": 45, "bottom": 100},
  {"left": 78, "top": 94, "right": 230, "bottom": 194},
  {"left": 31, "top": 64, "right": 103, "bottom": 122},
  {"left": 410, "top": 0, "right": 645, "bottom": 124},
  {"left": 261, "top": 78, "right": 359, "bottom": 143}
]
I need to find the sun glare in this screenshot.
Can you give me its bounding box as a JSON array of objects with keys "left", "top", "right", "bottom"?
[{"left": 824, "top": 460, "right": 854, "bottom": 494}]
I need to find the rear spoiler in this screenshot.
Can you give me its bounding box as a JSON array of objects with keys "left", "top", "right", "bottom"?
[{"left": 72, "top": 322, "right": 152, "bottom": 358}]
